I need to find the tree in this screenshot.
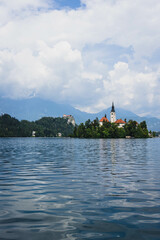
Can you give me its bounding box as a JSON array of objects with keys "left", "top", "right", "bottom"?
[
  {"left": 103, "top": 121, "right": 111, "bottom": 128},
  {"left": 92, "top": 117, "right": 99, "bottom": 128},
  {"left": 85, "top": 119, "right": 91, "bottom": 129},
  {"left": 103, "top": 129, "right": 109, "bottom": 138},
  {"left": 124, "top": 120, "right": 137, "bottom": 137},
  {"left": 77, "top": 123, "right": 85, "bottom": 138},
  {"left": 140, "top": 121, "right": 147, "bottom": 129},
  {"left": 117, "top": 128, "right": 126, "bottom": 138}
]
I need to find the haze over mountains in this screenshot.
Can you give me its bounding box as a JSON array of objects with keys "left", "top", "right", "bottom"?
[{"left": 0, "top": 98, "right": 159, "bottom": 131}]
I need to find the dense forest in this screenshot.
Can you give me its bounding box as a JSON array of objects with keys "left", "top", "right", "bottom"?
[
  {"left": 0, "top": 114, "right": 74, "bottom": 137},
  {"left": 72, "top": 118, "right": 149, "bottom": 138}
]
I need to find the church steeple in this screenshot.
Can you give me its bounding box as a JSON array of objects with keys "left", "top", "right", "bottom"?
[
  {"left": 111, "top": 102, "right": 115, "bottom": 112},
  {"left": 110, "top": 102, "right": 116, "bottom": 123}
]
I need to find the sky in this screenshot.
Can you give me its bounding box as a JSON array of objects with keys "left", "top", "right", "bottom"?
[{"left": 0, "top": 0, "right": 160, "bottom": 117}]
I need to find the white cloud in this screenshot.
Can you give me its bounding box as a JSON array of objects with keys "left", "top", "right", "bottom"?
[
  {"left": 0, "top": 41, "right": 82, "bottom": 98},
  {"left": 1, "top": 0, "right": 160, "bottom": 55},
  {"left": 0, "top": 0, "right": 160, "bottom": 117},
  {"left": 0, "top": 0, "right": 48, "bottom": 9},
  {"left": 93, "top": 62, "right": 160, "bottom": 114}
]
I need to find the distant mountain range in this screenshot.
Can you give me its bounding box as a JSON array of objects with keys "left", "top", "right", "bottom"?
[{"left": 0, "top": 98, "right": 160, "bottom": 131}]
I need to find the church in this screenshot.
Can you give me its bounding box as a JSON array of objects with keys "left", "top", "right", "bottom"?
[{"left": 99, "top": 103, "right": 126, "bottom": 128}]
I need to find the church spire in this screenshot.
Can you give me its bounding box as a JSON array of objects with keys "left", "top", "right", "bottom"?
[
  {"left": 111, "top": 102, "right": 115, "bottom": 112},
  {"left": 110, "top": 102, "right": 116, "bottom": 123}
]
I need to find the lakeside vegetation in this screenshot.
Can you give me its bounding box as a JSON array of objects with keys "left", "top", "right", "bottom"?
[
  {"left": 72, "top": 118, "right": 149, "bottom": 138},
  {"left": 0, "top": 114, "right": 152, "bottom": 138},
  {"left": 0, "top": 114, "right": 74, "bottom": 137}
]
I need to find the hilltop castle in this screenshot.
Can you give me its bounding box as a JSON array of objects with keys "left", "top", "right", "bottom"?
[
  {"left": 99, "top": 102, "right": 126, "bottom": 128},
  {"left": 63, "top": 114, "right": 76, "bottom": 126}
]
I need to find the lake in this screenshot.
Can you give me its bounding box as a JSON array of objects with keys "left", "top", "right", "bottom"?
[{"left": 0, "top": 138, "right": 160, "bottom": 240}]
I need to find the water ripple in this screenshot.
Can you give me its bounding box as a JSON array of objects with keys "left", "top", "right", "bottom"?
[{"left": 0, "top": 138, "right": 160, "bottom": 239}]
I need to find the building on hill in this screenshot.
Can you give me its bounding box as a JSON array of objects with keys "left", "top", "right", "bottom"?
[
  {"left": 57, "top": 133, "right": 62, "bottom": 137},
  {"left": 115, "top": 119, "right": 126, "bottom": 128},
  {"left": 32, "top": 131, "right": 36, "bottom": 137},
  {"left": 99, "top": 115, "right": 109, "bottom": 126},
  {"left": 99, "top": 103, "right": 126, "bottom": 128},
  {"left": 63, "top": 114, "right": 75, "bottom": 126}
]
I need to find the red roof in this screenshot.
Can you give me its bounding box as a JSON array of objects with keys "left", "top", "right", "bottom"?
[
  {"left": 115, "top": 119, "right": 126, "bottom": 124},
  {"left": 99, "top": 117, "right": 109, "bottom": 122}
]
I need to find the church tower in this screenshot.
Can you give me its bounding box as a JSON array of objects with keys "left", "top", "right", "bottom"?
[{"left": 110, "top": 102, "right": 116, "bottom": 123}]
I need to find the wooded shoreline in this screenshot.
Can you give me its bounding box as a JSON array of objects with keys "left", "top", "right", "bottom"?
[{"left": 0, "top": 113, "right": 154, "bottom": 138}]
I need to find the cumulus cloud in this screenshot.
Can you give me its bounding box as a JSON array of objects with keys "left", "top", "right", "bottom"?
[
  {"left": 105, "top": 62, "right": 160, "bottom": 112},
  {"left": 0, "top": 40, "right": 103, "bottom": 106},
  {"left": 0, "top": 0, "right": 160, "bottom": 117},
  {"left": 78, "top": 62, "right": 160, "bottom": 117}
]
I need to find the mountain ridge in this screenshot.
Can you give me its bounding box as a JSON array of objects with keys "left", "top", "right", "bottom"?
[{"left": 0, "top": 98, "right": 159, "bottom": 131}]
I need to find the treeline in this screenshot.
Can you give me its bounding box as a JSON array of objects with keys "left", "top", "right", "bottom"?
[
  {"left": 0, "top": 114, "right": 74, "bottom": 137},
  {"left": 72, "top": 118, "right": 149, "bottom": 138},
  {"left": 0, "top": 114, "right": 150, "bottom": 138}
]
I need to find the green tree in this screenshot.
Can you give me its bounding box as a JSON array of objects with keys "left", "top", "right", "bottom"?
[
  {"left": 103, "top": 129, "right": 110, "bottom": 138},
  {"left": 140, "top": 121, "right": 147, "bottom": 129},
  {"left": 92, "top": 118, "right": 99, "bottom": 128},
  {"left": 77, "top": 123, "right": 85, "bottom": 138},
  {"left": 124, "top": 120, "right": 137, "bottom": 137},
  {"left": 117, "top": 128, "right": 126, "bottom": 138},
  {"left": 85, "top": 119, "right": 91, "bottom": 129}
]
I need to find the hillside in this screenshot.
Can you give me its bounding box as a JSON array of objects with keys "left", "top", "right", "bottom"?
[
  {"left": 0, "top": 98, "right": 160, "bottom": 131},
  {"left": 0, "top": 97, "right": 92, "bottom": 123},
  {"left": 0, "top": 114, "right": 74, "bottom": 137}
]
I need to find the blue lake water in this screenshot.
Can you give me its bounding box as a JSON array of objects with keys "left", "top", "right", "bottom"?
[{"left": 0, "top": 138, "right": 160, "bottom": 240}]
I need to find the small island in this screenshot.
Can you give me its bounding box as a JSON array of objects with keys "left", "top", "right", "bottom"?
[{"left": 72, "top": 103, "right": 149, "bottom": 138}]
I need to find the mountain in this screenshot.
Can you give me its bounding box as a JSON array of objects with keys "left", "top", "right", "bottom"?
[
  {"left": 0, "top": 98, "right": 91, "bottom": 122},
  {"left": 95, "top": 107, "right": 139, "bottom": 122},
  {"left": 0, "top": 98, "right": 160, "bottom": 131}
]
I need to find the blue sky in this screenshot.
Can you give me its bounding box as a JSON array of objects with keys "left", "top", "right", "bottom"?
[
  {"left": 54, "top": 0, "right": 81, "bottom": 9},
  {"left": 0, "top": 0, "right": 160, "bottom": 117}
]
